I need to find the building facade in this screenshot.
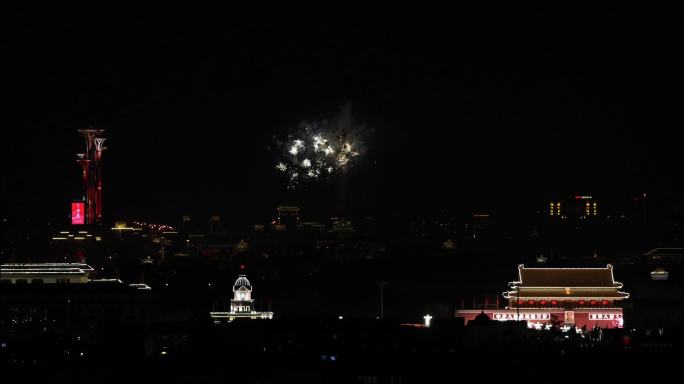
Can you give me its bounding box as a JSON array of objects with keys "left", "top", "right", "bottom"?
[
  {"left": 548, "top": 195, "right": 598, "bottom": 219},
  {"left": 455, "top": 264, "right": 629, "bottom": 329}
]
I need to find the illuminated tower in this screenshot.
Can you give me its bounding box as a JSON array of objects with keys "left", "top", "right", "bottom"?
[
  {"left": 76, "top": 153, "right": 90, "bottom": 210},
  {"left": 231, "top": 275, "right": 254, "bottom": 313},
  {"left": 76, "top": 129, "right": 107, "bottom": 225},
  {"left": 210, "top": 274, "right": 274, "bottom": 322}
]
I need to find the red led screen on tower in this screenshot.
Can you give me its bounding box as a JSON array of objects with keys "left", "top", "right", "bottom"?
[{"left": 72, "top": 202, "right": 85, "bottom": 225}]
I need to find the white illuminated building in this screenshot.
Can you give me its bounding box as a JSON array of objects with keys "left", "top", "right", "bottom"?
[
  {"left": 0, "top": 263, "right": 94, "bottom": 284},
  {"left": 210, "top": 274, "right": 274, "bottom": 323}
]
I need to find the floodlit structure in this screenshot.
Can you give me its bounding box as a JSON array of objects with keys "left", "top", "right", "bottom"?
[
  {"left": 75, "top": 128, "right": 107, "bottom": 225},
  {"left": 0, "top": 263, "right": 95, "bottom": 284},
  {"left": 455, "top": 264, "right": 629, "bottom": 329},
  {"left": 210, "top": 275, "right": 274, "bottom": 323},
  {"left": 650, "top": 267, "right": 669, "bottom": 281}
]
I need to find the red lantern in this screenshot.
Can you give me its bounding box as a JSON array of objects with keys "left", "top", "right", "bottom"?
[
  {"left": 601, "top": 300, "right": 609, "bottom": 305},
  {"left": 550, "top": 300, "right": 558, "bottom": 306},
  {"left": 518, "top": 300, "right": 525, "bottom": 306},
  {"left": 578, "top": 300, "right": 586, "bottom": 305},
  {"left": 540, "top": 300, "right": 547, "bottom": 305},
  {"left": 590, "top": 300, "right": 598, "bottom": 305},
  {"left": 528, "top": 300, "right": 535, "bottom": 305}
]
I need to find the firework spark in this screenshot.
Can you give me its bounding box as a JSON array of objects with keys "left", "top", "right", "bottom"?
[{"left": 274, "top": 104, "right": 367, "bottom": 188}]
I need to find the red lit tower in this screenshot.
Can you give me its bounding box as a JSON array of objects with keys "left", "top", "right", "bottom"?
[{"left": 76, "top": 129, "right": 107, "bottom": 225}]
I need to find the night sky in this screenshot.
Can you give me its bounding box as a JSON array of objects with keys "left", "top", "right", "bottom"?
[{"left": 4, "top": 5, "right": 682, "bottom": 223}]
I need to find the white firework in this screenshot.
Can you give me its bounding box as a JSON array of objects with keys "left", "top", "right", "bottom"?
[
  {"left": 274, "top": 103, "right": 367, "bottom": 188},
  {"left": 289, "top": 139, "right": 304, "bottom": 155}
]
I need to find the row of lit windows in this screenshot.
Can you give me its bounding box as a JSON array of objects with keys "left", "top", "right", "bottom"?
[
  {"left": 585, "top": 201, "right": 598, "bottom": 216},
  {"left": 3, "top": 278, "right": 71, "bottom": 284},
  {"left": 549, "top": 202, "right": 561, "bottom": 216},
  {"left": 515, "top": 299, "right": 611, "bottom": 306},
  {"left": 549, "top": 201, "right": 598, "bottom": 216}
]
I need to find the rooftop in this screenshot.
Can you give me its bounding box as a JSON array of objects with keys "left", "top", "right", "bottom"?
[
  {"left": 514, "top": 264, "right": 621, "bottom": 288},
  {"left": 1, "top": 263, "right": 94, "bottom": 275}
]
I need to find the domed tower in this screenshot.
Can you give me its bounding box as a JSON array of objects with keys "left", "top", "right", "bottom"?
[
  {"left": 211, "top": 274, "right": 273, "bottom": 323},
  {"left": 230, "top": 275, "right": 254, "bottom": 313}
]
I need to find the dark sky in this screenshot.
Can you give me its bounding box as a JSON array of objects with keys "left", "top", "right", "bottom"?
[{"left": 4, "top": 5, "right": 682, "bottom": 223}]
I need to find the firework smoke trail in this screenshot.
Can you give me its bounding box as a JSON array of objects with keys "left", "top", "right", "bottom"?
[{"left": 274, "top": 103, "right": 367, "bottom": 189}]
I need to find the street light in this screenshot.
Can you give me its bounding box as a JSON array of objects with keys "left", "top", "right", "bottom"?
[{"left": 379, "top": 282, "right": 388, "bottom": 319}]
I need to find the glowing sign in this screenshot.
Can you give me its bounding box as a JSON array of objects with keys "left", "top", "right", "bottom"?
[
  {"left": 71, "top": 202, "right": 85, "bottom": 225},
  {"left": 589, "top": 313, "right": 624, "bottom": 328},
  {"left": 588, "top": 313, "right": 622, "bottom": 321},
  {"left": 574, "top": 195, "right": 593, "bottom": 200},
  {"left": 493, "top": 313, "right": 550, "bottom": 321}
]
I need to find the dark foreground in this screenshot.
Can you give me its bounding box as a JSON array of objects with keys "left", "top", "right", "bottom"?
[{"left": 2, "top": 318, "right": 680, "bottom": 383}]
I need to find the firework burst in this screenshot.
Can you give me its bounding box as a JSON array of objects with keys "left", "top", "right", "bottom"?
[{"left": 274, "top": 104, "right": 366, "bottom": 188}]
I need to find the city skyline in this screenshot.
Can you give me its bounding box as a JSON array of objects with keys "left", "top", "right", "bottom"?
[{"left": 2, "top": 6, "right": 682, "bottom": 381}]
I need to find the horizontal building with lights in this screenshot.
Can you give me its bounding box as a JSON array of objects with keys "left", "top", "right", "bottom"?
[
  {"left": 0, "top": 263, "right": 95, "bottom": 284},
  {"left": 455, "top": 264, "right": 629, "bottom": 329}
]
